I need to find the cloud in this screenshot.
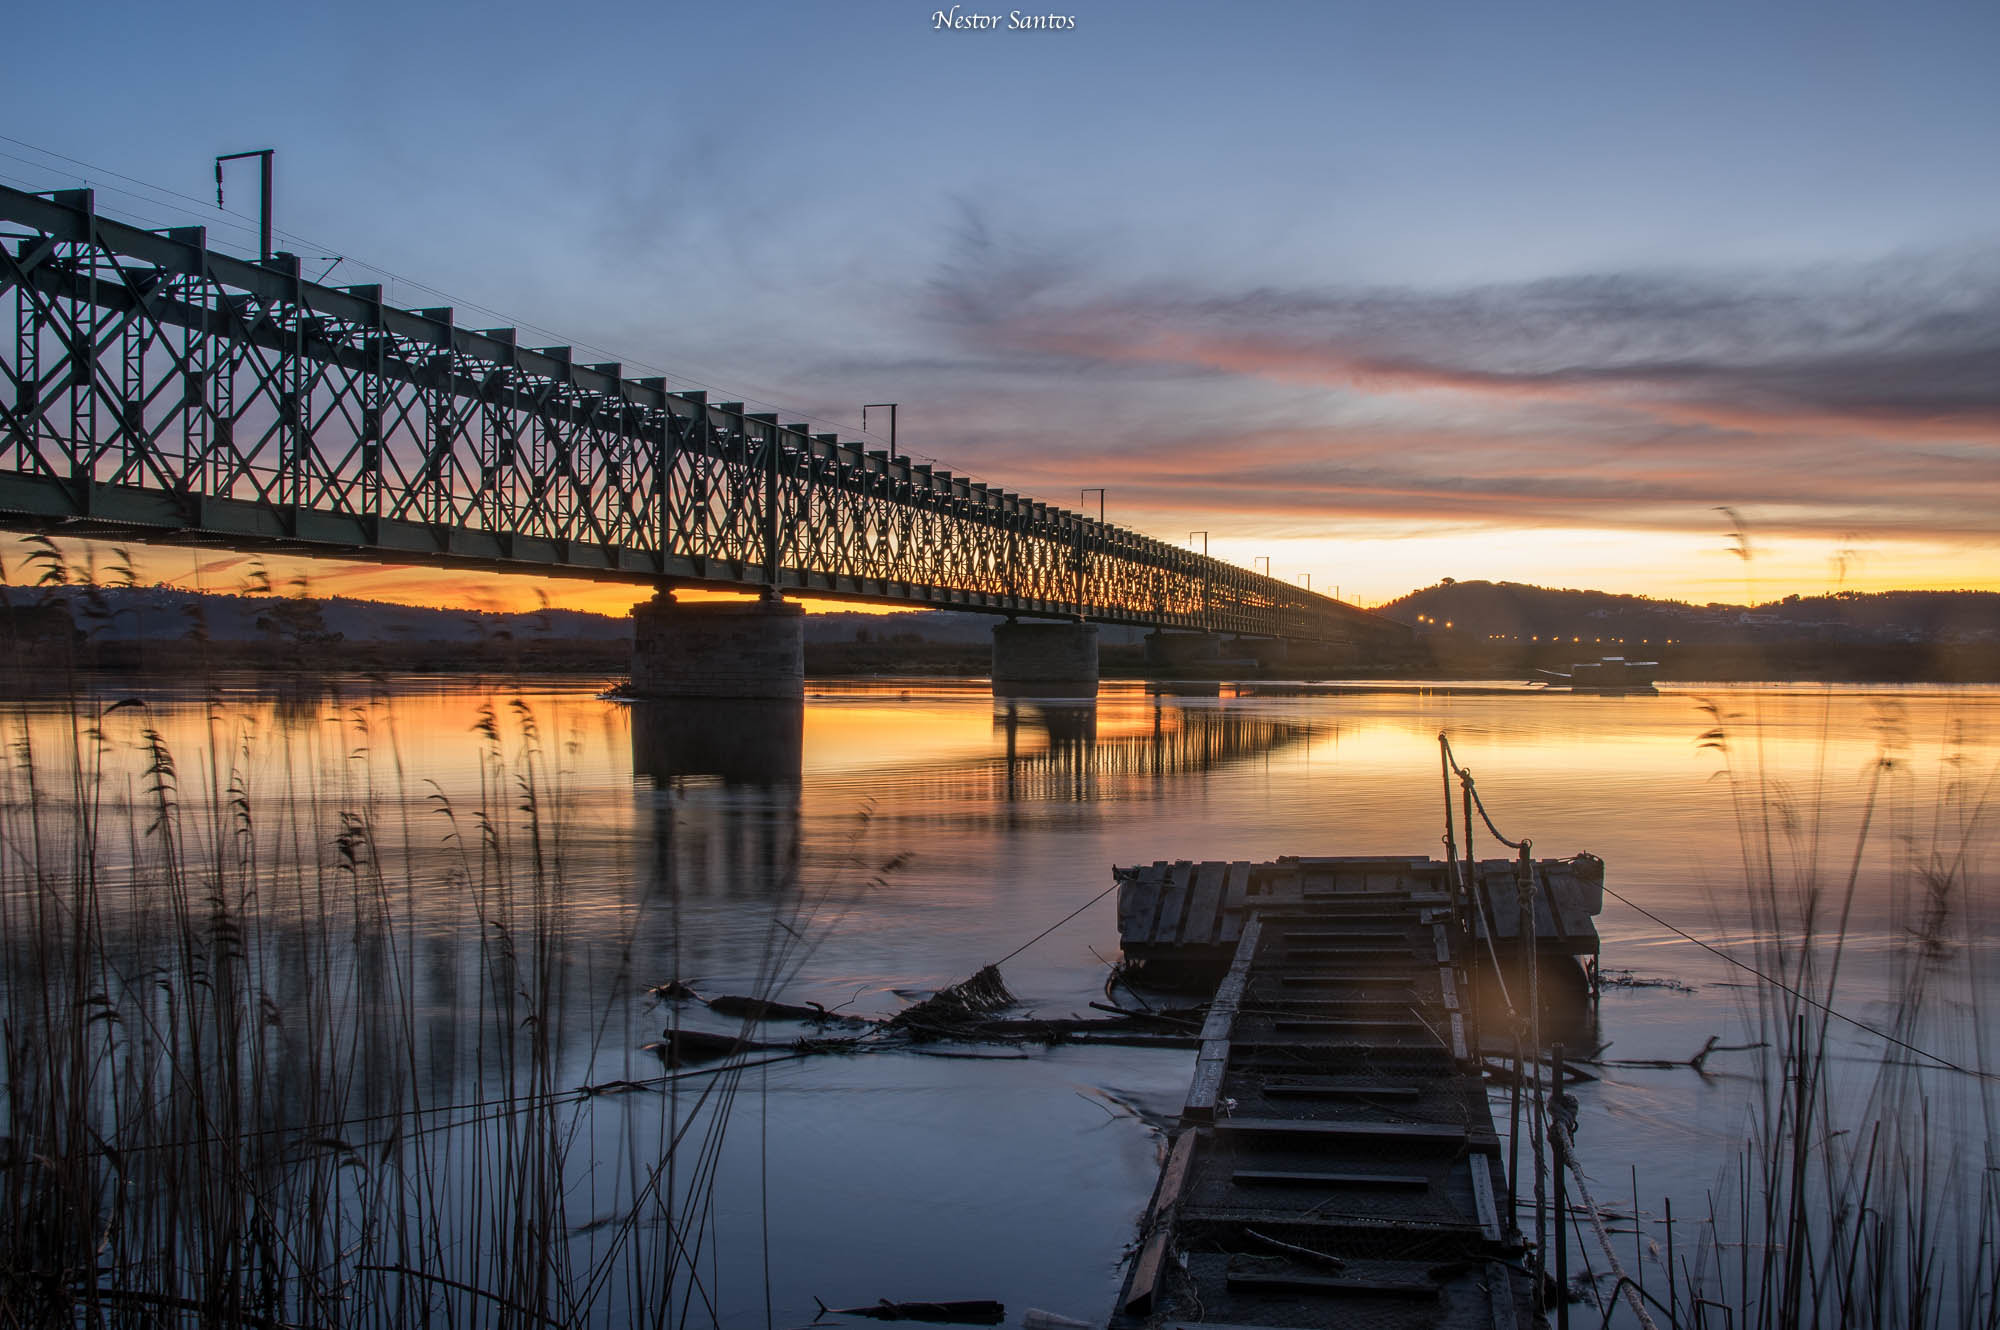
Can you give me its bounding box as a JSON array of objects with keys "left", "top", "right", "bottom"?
[{"left": 805, "top": 215, "right": 2000, "bottom": 548}]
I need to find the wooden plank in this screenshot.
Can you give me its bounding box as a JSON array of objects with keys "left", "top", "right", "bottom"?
[
  {"left": 1210, "top": 968, "right": 1248, "bottom": 1014},
  {"left": 1433, "top": 924, "right": 1452, "bottom": 964},
  {"left": 1122, "top": 1128, "right": 1199, "bottom": 1316},
  {"left": 1439, "top": 967, "right": 1460, "bottom": 1011},
  {"left": 1232, "top": 1169, "right": 1430, "bottom": 1189},
  {"left": 1230, "top": 917, "right": 1263, "bottom": 971},
  {"left": 1152, "top": 860, "right": 1194, "bottom": 944},
  {"left": 1214, "top": 1118, "right": 1468, "bottom": 1147},
  {"left": 1120, "top": 862, "right": 1167, "bottom": 945},
  {"left": 1483, "top": 867, "right": 1522, "bottom": 939},
  {"left": 1259, "top": 1083, "right": 1422, "bottom": 1101},
  {"left": 1185, "top": 861, "right": 1227, "bottom": 946},
  {"left": 1225, "top": 1271, "right": 1438, "bottom": 1298},
  {"left": 1199, "top": 1007, "right": 1236, "bottom": 1042},
  {"left": 1185, "top": 1052, "right": 1227, "bottom": 1120},
  {"left": 1470, "top": 1154, "right": 1502, "bottom": 1243},
  {"left": 1486, "top": 1260, "right": 1521, "bottom": 1330},
  {"left": 1450, "top": 1012, "right": 1469, "bottom": 1062},
  {"left": 1545, "top": 867, "right": 1592, "bottom": 938},
  {"left": 1223, "top": 860, "right": 1250, "bottom": 909},
  {"left": 1283, "top": 946, "right": 1415, "bottom": 960},
  {"left": 1217, "top": 860, "right": 1252, "bottom": 942},
  {"left": 1269, "top": 1018, "right": 1428, "bottom": 1033},
  {"left": 1533, "top": 888, "right": 1560, "bottom": 943}
]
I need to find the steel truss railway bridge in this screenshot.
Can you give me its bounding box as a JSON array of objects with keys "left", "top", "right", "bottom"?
[{"left": 0, "top": 184, "right": 1406, "bottom": 699}]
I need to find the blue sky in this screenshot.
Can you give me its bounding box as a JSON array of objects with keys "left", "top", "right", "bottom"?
[{"left": 3, "top": 0, "right": 1996, "bottom": 607}]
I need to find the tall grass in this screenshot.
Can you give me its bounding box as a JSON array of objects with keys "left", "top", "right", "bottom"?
[
  {"left": 1606, "top": 695, "right": 2000, "bottom": 1329},
  {"left": 0, "top": 640, "right": 810, "bottom": 1327}
]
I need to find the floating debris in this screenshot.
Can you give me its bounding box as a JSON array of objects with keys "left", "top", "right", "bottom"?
[
  {"left": 888, "top": 964, "right": 1015, "bottom": 1032},
  {"left": 812, "top": 1296, "right": 1005, "bottom": 1324},
  {"left": 707, "top": 994, "right": 859, "bottom": 1024},
  {"left": 1596, "top": 967, "right": 1697, "bottom": 993}
]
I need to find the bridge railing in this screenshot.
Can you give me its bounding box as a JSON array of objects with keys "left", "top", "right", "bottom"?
[{"left": 0, "top": 184, "right": 1401, "bottom": 645}]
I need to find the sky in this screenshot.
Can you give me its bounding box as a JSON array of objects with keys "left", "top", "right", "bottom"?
[{"left": 2, "top": 0, "right": 1996, "bottom": 614}]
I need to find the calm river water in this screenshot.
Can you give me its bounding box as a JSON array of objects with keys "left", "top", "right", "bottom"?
[{"left": 3, "top": 675, "right": 1995, "bottom": 1325}]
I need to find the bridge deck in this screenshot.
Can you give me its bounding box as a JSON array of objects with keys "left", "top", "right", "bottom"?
[{"left": 0, "top": 183, "right": 1409, "bottom": 646}]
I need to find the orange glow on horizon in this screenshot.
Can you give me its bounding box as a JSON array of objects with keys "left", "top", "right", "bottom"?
[{"left": 4, "top": 521, "right": 1994, "bottom": 617}]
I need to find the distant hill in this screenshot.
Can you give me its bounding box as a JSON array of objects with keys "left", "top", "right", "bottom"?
[
  {"left": 1376, "top": 581, "right": 2000, "bottom": 648},
  {"left": 6, "top": 586, "right": 635, "bottom": 644},
  {"left": 0, "top": 587, "right": 1149, "bottom": 647}
]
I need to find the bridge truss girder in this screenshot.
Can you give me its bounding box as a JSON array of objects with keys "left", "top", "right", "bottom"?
[{"left": 0, "top": 185, "right": 1401, "bottom": 645}]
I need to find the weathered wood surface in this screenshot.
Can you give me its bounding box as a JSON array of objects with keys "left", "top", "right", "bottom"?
[
  {"left": 1119, "top": 853, "right": 1602, "bottom": 967},
  {"left": 1108, "top": 861, "right": 1539, "bottom": 1330}
]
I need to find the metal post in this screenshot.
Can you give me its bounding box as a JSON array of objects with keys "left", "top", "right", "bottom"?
[
  {"left": 762, "top": 418, "right": 780, "bottom": 592},
  {"left": 1552, "top": 1043, "right": 1569, "bottom": 1330},
  {"left": 863, "top": 402, "right": 897, "bottom": 460},
  {"left": 259, "top": 151, "right": 272, "bottom": 262},
  {"left": 1520, "top": 841, "right": 1544, "bottom": 1308},
  {"left": 1666, "top": 1195, "right": 1677, "bottom": 1329},
  {"left": 215, "top": 149, "right": 275, "bottom": 262},
  {"left": 1508, "top": 1035, "right": 1523, "bottom": 1233},
  {"left": 1439, "top": 736, "right": 1459, "bottom": 911}
]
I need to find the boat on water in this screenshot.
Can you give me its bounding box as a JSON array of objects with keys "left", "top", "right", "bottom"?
[{"left": 1535, "top": 655, "right": 1660, "bottom": 692}]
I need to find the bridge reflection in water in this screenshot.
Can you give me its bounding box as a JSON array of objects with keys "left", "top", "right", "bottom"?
[
  {"left": 622, "top": 694, "right": 1318, "bottom": 919},
  {"left": 996, "top": 699, "right": 1318, "bottom": 805}
]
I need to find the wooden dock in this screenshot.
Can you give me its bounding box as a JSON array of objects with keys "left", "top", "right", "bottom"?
[
  {"left": 1116, "top": 854, "right": 1602, "bottom": 977},
  {"left": 1109, "top": 865, "right": 1546, "bottom": 1329}
]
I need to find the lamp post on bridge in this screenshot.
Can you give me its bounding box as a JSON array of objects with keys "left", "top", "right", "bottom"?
[
  {"left": 1298, "top": 573, "right": 1311, "bottom": 593},
  {"left": 1190, "top": 531, "right": 1209, "bottom": 626},
  {"left": 862, "top": 403, "right": 898, "bottom": 460},
  {"left": 214, "top": 149, "right": 275, "bottom": 263},
  {"left": 1081, "top": 488, "right": 1105, "bottom": 522},
  {"left": 1255, "top": 555, "right": 1270, "bottom": 577}
]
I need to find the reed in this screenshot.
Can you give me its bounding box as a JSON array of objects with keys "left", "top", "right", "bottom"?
[
  {"left": 1589, "top": 694, "right": 2000, "bottom": 1328},
  {"left": 0, "top": 547, "right": 816, "bottom": 1328}
]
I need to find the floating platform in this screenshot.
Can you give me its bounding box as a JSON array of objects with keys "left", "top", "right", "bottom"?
[
  {"left": 1116, "top": 854, "right": 1602, "bottom": 979},
  {"left": 1109, "top": 863, "right": 1560, "bottom": 1328}
]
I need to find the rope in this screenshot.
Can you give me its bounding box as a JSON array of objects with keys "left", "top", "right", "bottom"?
[
  {"left": 1600, "top": 882, "right": 1991, "bottom": 1080},
  {"left": 1554, "top": 1119, "right": 1660, "bottom": 1330},
  {"left": 1440, "top": 734, "right": 1529, "bottom": 850},
  {"left": 992, "top": 877, "right": 1123, "bottom": 967}
]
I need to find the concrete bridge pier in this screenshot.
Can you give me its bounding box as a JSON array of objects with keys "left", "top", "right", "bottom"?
[
  {"left": 1144, "top": 630, "right": 1224, "bottom": 668},
  {"left": 630, "top": 592, "right": 805, "bottom": 700},
  {"left": 1229, "top": 636, "right": 1289, "bottom": 668},
  {"left": 992, "top": 619, "right": 1099, "bottom": 699}
]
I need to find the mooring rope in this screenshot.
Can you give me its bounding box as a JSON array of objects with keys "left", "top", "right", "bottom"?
[
  {"left": 992, "top": 877, "right": 1124, "bottom": 968},
  {"left": 1553, "top": 1118, "right": 1660, "bottom": 1330},
  {"left": 1599, "top": 881, "right": 1991, "bottom": 1081}
]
